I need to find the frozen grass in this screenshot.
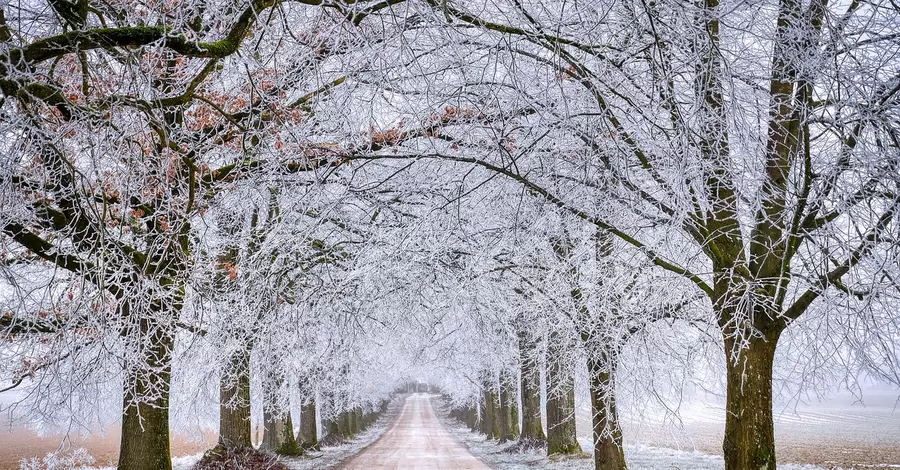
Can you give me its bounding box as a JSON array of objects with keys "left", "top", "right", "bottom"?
[{"left": 18, "top": 448, "right": 96, "bottom": 470}]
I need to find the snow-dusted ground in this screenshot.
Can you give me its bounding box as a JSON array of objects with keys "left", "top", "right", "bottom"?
[
  {"left": 280, "top": 396, "right": 403, "bottom": 470},
  {"left": 435, "top": 398, "right": 899, "bottom": 470},
  {"left": 159, "top": 396, "right": 404, "bottom": 470},
  {"left": 5, "top": 398, "right": 401, "bottom": 470},
  {"left": 598, "top": 387, "right": 900, "bottom": 469},
  {"left": 6, "top": 386, "right": 898, "bottom": 469},
  {"left": 338, "top": 394, "right": 489, "bottom": 469}
]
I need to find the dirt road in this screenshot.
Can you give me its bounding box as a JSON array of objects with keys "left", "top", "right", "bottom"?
[{"left": 339, "top": 394, "right": 490, "bottom": 470}]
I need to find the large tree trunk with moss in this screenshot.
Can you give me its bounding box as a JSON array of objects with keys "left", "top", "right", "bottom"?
[
  {"left": 480, "top": 381, "right": 498, "bottom": 439},
  {"left": 519, "top": 329, "right": 545, "bottom": 445},
  {"left": 261, "top": 409, "right": 301, "bottom": 455},
  {"left": 546, "top": 334, "right": 581, "bottom": 455},
  {"left": 499, "top": 370, "right": 517, "bottom": 442},
  {"left": 218, "top": 349, "right": 252, "bottom": 450},
  {"left": 260, "top": 375, "right": 301, "bottom": 456},
  {"left": 298, "top": 398, "right": 319, "bottom": 450},
  {"left": 118, "top": 323, "right": 174, "bottom": 470},
  {"left": 587, "top": 354, "right": 626, "bottom": 470},
  {"left": 490, "top": 389, "right": 503, "bottom": 439},
  {"left": 713, "top": 249, "right": 787, "bottom": 470},
  {"left": 722, "top": 330, "right": 781, "bottom": 470}
]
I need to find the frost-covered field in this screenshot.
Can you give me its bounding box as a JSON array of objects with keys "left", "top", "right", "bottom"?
[
  {"left": 436, "top": 395, "right": 900, "bottom": 470},
  {"left": 451, "top": 433, "right": 834, "bottom": 470},
  {"left": 446, "top": 418, "right": 835, "bottom": 470},
  {"left": 605, "top": 388, "right": 900, "bottom": 469}
]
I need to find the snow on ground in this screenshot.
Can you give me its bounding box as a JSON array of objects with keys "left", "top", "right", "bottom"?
[
  {"left": 445, "top": 424, "right": 833, "bottom": 470},
  {"left": 280, "top": 396, "right": 404, "bottom": 470},
  {"left": 599, "top": 386, "right": 900, "bottom": 469},
  {"left": 433, "top": 399, "right": 838, "bottom": 470},
  {"left": 171, "top": 453, "right": 203, "bottom": 470},
  {"left": 15, "top": 398, "right": 401, "bottom": 470}
]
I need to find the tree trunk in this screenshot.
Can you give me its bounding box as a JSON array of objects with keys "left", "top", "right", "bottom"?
[
  {"left": 350, "top": 408, "right": 360, "bottom": 436},
  {"left": 118, "top": 328, "right": 174, "bottom": 470},
  {"left": 342, "top": 410, "right": 354, "bottom": 438},
  {"left": 298, "top": 399, "right": 319, "bottom": 450},
  {"left": 587, "top": 354, "right": 626, "bottom": 470},
  {"left": 510, "top": 390, "right": 519, "bottom": 439},
  {"left": 519, "top": 330, "right": 545, "bottom": 444},
  {"left": 322, "top": 394, "right": 346, "bottom": 444},
  {"left": 499, "top": 370, "right": 516, "bottom": 442},
  {"left": 466, "top": 406, "right": 478, "bottom": 430},
  {"left": 481, "top": 384, "right": 496, "bottom": 438},
  {"left": 218, "top": 349, "right": 252, "bottom": 450},
  {"left": 326, "top": 417, "right": 341, "bottom": 441},
  {"left": 490, "top": 387, "right": 503, "bottom": 440},
  {"left": 546, "top": 334, "right": 581, "bottom": 455},
  {"left": 723, "top": 334, "right": 780, "bottom": 470},
  {"left": 261, "top": 408, "right": 301, "bottom": 455},
  {"left": 261, "top": 373, "right": 301, "bottom": 455},
  {"left": 338, "top": 410, "right": 352, "bottom": 438}
]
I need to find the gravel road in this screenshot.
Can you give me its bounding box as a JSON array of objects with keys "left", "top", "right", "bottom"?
[{"left": 338, "top": 393, "right": 490, "bottom": 470}]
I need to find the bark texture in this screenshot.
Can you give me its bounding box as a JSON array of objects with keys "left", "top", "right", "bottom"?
[
  {"left": 262, "top": 409, "right": 301, "bottom": 455},
  {"left": 118, "top": 331, "right": 173, "bottom": 470},
  {"left": 480, "top": 382, "right": 498, "bottom": 439},
  {"left": 498, "top": 369, "right": 519, "bottom": 441},
  {"left": 218, "top": 350, "right": 252, "bottom": 450},
  {"left": 587, "top": 355, "right": 626, "bottom": 470},
  {"left": 546, "top": 334, "right": 581, "bottom": 455},
  {"left": 519, "top": 330, "right": 545, "bottom": 445},
  {"left": 298, "top": 399, "right": 319, "bottom": 450},
  {"left": 723, "top": 334, "right": 780, "bottom": 470}
]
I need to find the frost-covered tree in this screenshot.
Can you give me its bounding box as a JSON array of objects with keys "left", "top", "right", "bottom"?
[
  {"left": 0, "top": 1, "right": 418, "bottom": 468},
  {"left": 350, "top": 1, "right": 900, "bottom": 468}
]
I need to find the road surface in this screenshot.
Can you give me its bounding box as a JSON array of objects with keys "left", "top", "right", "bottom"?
[{"left": 339, "top": 393, "right": 490, "bottom": 470}]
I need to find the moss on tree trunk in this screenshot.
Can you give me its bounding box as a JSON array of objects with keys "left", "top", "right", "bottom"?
[
  {"left": 261, "top": 409, "right": 302, "bottom": 455},
  {"left": 117, "top": 317, "right": 174, "bottom": 470},
  {"left": 298, "top": 399, "right": 319, "bottom": 450},
  {"left": 519, "top": 330, "right": 545, "bottom": 445},
  {"left": 480, "top": 383, "right": 498, "bottom": 439},
  {"left": 546, "top": 334, "right": 581, "bottom": 455},
  {"left": 260, "top": 373, "right": 301, "bottom": 455},
  {"left": 723, "top": 334, "right": 779, "bottom": 470},
  {"left": 587, "top": 355, "right": 626, "bottom": 470},
  {"left": 499, "top": 377, "right": 514, "bottom": 442},
  {"left": 218, "top": 350, "right": 252, "bottom": 450},
  {"left": 119, "top": 391, "right": 172, "bottom": 470}
]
